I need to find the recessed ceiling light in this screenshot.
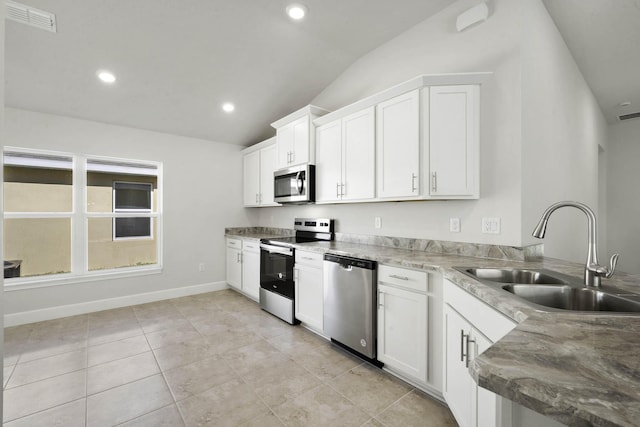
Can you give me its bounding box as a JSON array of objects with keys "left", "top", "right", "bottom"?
[
  {"left": 97, "top": 70, "right": 116, "bottom": 84},
  {"left": 619, "top": 101, "right": 631, "bottom": 107},
  {"left": 286, "top": 4, "right": 307, "bottom": 20},
  {"left": 222, "top": 103, "right": 235, "bottom": 113}
]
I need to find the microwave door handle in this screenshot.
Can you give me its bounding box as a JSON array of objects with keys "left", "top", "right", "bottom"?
[{"left": 296, "top": 171, "right": 304, "bottom": 194}]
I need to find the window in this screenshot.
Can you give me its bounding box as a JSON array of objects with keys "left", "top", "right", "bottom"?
[
  {"left": 113, "top": 182, "right": 153, "bottom": 240},
  {"left": 3, "top": 148, "right": 162, "bottom": 285}
]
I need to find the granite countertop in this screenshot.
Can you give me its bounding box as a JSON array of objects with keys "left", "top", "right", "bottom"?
[{"left": 225, "top": 232, "right": 640, "bottom": 427}]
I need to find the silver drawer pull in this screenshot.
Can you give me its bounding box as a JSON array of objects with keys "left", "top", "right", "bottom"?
[
  {"left": 301, "top": 256, "right": 315, "bottom": 261},
  {"left": 389, "top": 274, "right": 410, "bottom": 281}
]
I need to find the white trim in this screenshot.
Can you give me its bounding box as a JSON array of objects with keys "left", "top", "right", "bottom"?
[
  {"left": 4, "top": 281, "right": 229, "bottom": 326},
  {"left": 4, "top": 265, "right": 163, "bottom": 290}
]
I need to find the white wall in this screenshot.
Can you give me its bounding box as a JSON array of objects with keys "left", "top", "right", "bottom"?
[
  {"left": 256, "top": 0, "right": 526, "bottom": 246},
  {"left": 4, "top": 108, "right": 253, "bottom": 316},
  {"left": 520, "top": 0, "right": 608, "bottom": 264},
  {"left": 607, "top": 119, "right": 640, "bottom": 274}
]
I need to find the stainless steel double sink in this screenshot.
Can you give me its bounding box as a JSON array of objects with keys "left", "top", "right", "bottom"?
[{"left": 455, "top": 267, "right": 640, "bottom": 313}]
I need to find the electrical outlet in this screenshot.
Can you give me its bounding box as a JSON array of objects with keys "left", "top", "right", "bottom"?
[
  {"left": 450, "top": 218, "right": 461, "bottom": 233},
  {"left": 198, "top": 263, "right": 205, "bottom": 272},
  {"left": 374, "top": 217, "right": 381, "bottom": 229},
  {"left": 482, "top": 217, "right": 501, "bottom": 234}
]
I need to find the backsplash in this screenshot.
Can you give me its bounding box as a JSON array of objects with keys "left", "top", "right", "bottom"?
[
  {"left": 334, "top": 233, "right": 542, "bottom": 261},
  {"left": 225, "top": 227, "right": 543, "bottom": 261}
]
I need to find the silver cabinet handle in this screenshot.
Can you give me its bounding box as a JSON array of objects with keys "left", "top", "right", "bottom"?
[
  {"left": 460, "top": 330, "right": 467, "bottom": 362},
  {"left": 465, "top": 335, "right": 476, "bottom": 368},
  {"left": 378, "top": 290, "right": 385, "bottom": 308},
  {"left": 389, "top": 274, "right": 409, "bottom": 281},
  {"left": 341, "top": 183, "right": 345, "bottom": 197},
  {"left": 337, "top": 182, "right": 341, "bottom": 198},
  {"left": 411, "top": 173, "right": 418, "bottom": 192},
  {"left": 258, "top": 193, "right": 262, "bottom": 204},
  {"left": 301, "top": 256, "right": 315, "bottom": 261},
  {"left": 255, "top": 193, "right": 259, "bottom": 203},
  {"left": 432, "top": 171, "right": 437, "bottom": 192}
]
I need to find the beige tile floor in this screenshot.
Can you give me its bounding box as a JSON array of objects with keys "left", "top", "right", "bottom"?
[{"left": 3, "top": 289, "right": 457, "bottom": 426}]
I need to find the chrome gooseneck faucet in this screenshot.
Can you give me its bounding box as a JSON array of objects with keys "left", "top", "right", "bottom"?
[{"left": 532, "top": 201, "right": 619, "bottom": 287}]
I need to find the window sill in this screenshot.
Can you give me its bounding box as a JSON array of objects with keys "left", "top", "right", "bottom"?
[{"left": 3, "top": 265, "right": 163, "bottom": 291}]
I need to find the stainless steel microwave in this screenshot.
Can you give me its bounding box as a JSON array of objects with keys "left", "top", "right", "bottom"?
[{"left": 274, "top": 164, "right": 315, "bottom": 204}]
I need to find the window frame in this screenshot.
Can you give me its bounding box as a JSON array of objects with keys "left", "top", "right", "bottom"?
[
  {"left": 3, "top": 147, "right": 163, "bottom": 289},
  {"left": 112, "top": 181, "right": 154, "bottom": 241}
]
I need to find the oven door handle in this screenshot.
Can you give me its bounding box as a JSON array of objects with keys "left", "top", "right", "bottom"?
[{"left": 260, "top": 244, "right": 294, "bottom": 256}]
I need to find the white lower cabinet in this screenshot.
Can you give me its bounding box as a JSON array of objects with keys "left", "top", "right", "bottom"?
[
  {"left": 377, "top": 265, "right": 444, "bottom": 393},
  {"left": 241, "top": 241, "right": 260, "bottom": 301},
  {"left": 226, "top": 238, "right": 260, "bottom": 301},
  {"left": 443, "top": 279, "right": 517, "bottom": 427},
  {"left": 225, "top": 238, "right": 242, "bottom": 291},
  {"left": 294, "top": 251, "right": 324, "bottom": 333}
]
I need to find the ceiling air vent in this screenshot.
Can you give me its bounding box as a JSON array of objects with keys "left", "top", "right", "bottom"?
[
  {"left": 5, "top": 0, "right": 56, "bottom": 33},
  {"left": 618, "top": 112, "right": 640, "bottom": 121}
]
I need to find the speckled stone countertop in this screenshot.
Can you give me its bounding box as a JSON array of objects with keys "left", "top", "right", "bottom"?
[{"left": 225, "top": 232, "right": 640, "bottom": 427}]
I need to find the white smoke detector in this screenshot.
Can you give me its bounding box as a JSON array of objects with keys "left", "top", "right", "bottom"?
[{"left": 5, "top": 0, "right": 57, "bottom": 33}]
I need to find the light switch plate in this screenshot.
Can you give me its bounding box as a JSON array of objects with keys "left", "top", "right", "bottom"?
[
  {"left": 374, "top": 217, "right": 382, "bottom": 229},
  {"left": 450, "top": 218, "right": 461, "bottom": 233},
  {"left": 482, "top": 217, "right": 501, "bottom": 234}
]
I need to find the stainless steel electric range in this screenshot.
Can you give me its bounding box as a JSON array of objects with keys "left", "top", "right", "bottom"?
[{"left": 259, "top": 218, "right": 334, "bottom": 324}]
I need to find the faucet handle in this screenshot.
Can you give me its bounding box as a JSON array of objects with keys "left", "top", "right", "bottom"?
[{"left": 605, "top": 253, "right": 620, "bottom": 278}]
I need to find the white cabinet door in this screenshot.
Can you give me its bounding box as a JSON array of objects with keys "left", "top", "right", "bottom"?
[
  {"left": 376, "top": 90, "right": 420, "bottom": 199},
  {"left": 276, "top": 116, "right": 310, "bottom": 168},
  {"left": 276, "top": 123, "right": 293, "bottom": 169},
  {"left": 342, "top": 107, "right": 375, "bottom": 201},
  {"left": 241, "top": 246, "right": 260, "bottom": 301},
  {"left": 472, "top": 330, "right": 498, "bottom": 427},
  {"left": 243, "top": 150, "right": 260, "bottom": 207},
  {"left": 226, "top": 243, "right": 242, "bottom": 291},
  {"left": 294, "top": 263, "right": 324, "bottom": 332},
  {"left": 291, "top": 116, "right": 310, "bottom": 166},
  {"left": 443, "top": 304, "right": 474, "bottom": 427},
  {"left": 377, "top": 284, "right": 427, "bottom": 382},
  {"left": 428, "top": 85, "right": 479, "bottom": 197},
  {"left": 259, "top": 144, "right": 277, "bottom": 206},
  {"left": 315, "top": 120, "right": 343, "bottom": 203}
]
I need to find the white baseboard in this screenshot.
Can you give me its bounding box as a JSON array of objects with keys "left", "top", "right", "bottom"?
[{"left": 4, "top": 281, "right": 229, "bottom": 327}]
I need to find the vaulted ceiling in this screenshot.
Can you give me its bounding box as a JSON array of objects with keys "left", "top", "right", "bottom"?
[{"left": 5, "top": 0, "right": 640, "bottom": 146}]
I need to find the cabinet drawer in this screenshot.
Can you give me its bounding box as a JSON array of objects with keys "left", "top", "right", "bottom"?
[
  {"left": 242, "top": 241, "right": 260, "bottom": 253},
  {"left": 226, "top": 238, "right": 242, "bottom": 249},
  {"left": 379, "top": 265, "right": 427, "bottom": 293},
  {"left": 295, "top": 250, "right": 324, "bottom": 268}
]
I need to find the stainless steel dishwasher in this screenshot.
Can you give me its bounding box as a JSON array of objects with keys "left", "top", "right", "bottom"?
[{"left": 323, "top": 254, "right": 380, "bottom": 364}]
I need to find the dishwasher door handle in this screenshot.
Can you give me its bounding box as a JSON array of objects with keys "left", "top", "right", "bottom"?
[{"left": 339, "top": 264, "right": 353, "bottom": 271}]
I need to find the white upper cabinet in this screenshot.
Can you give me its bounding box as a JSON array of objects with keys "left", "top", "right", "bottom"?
[
  {"left": 272, "top": 105, "right": 330, "bottom": 169},
  {"left": 315, "top": 107, "right": 375, "bottom": 203},
  {"left": 276, "top": 116, "right": 309, "bottom": 168},
  {"left": 376, "top": 90, "right": 420, "bottom": 199},
  {"left": 315, "top": 120, "right": 343, "bottom": 202},
  {"left": 342, "top": 107, "right": 375, "bottom": 201},
  {"left": 259, "top": 144, "right": 277, "bottom": 205},
  {"left": 425, "top": 85, "right": 479, "bottom": 198},
  {"left": 242, "top": 137, "right": 278, "bottom": 207},
  {"left": 243, "top": 150, "right": 261, "bottom": 206}
]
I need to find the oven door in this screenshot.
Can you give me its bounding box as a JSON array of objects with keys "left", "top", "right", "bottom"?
[
  {"left": 274, "top": 164, "right": 315, "bottom": 204},
  {"left": 260, "top": 244, "right": 294, "bottom": 299}
]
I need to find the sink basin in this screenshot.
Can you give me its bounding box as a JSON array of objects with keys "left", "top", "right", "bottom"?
[
  {"left": 502, "top": 284, "right": 640, "bottom": 313},
  {"left": 464, "top": 268, "right": 567, "bottom": 285}
]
